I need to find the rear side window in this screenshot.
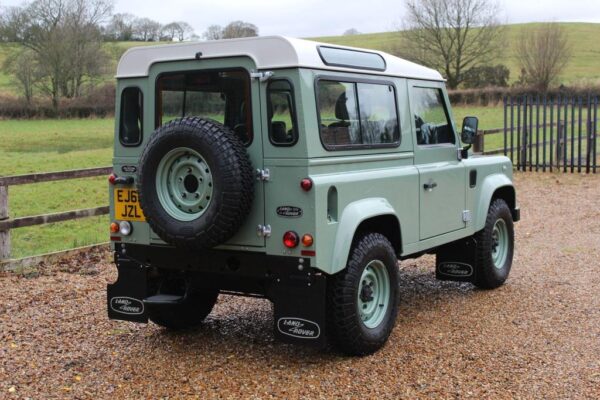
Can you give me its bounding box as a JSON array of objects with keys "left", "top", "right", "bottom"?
[
  {"left": 317, "top": 79, "right": 399, "bottom": 150},
  {"left": 411, "top": 87, "right": 455, "bottom": 145},
  {"left": 120, "top": 87, "right": 143, "bottom": 146},
  {"left": 268, "top": 80, "right": 298, "bottom": 146}
]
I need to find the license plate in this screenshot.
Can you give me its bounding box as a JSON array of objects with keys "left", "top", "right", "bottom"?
[{"left": 114, "top": 188, "right": 146, "bottom": 222}]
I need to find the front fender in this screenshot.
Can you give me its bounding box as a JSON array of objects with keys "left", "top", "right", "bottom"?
[
  {"left": 330, "top": 198, "right": 398, "bottom": 275},
  {"left": 474, "top": 173, "right": 515, "bottom": 231}
]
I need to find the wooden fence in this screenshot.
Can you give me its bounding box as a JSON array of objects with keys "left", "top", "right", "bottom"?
[{"left": 0, "top": 166, "right": 111, "bottom": 266}]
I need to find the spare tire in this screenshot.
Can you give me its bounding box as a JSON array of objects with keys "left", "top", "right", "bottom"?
[{"left": 137, "top": 117, "right": 254, "bottom": 249}]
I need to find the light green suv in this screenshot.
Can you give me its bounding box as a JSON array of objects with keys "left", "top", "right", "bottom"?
[{"left": 107, "top": 36, "right": 520, "bottom": 356}]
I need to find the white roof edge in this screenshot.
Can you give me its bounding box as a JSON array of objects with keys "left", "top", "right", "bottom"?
[{"left": 116, "top": 36, "right": 444, "bottom": 81}]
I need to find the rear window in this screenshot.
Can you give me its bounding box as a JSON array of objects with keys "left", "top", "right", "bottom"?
[
  {"left": 268, "top": 80, "right": 298, "bottom": 146},
  {"left": 156, "top": 69, "right": 252, "bottom": 145},
  {"left": 317, "top": 79, "right": 399, "bottom": 150},
  {"left": 119, "top": 87, "right": 143, "bottom": 146}
]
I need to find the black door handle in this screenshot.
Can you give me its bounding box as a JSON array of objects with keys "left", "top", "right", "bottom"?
[{"left": 423, "top": 181, "right": 438, "bottom": 191}]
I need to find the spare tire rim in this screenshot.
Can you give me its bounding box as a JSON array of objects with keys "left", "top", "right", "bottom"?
[
  {"left": 491, "top": 218, "right": 509, "bottom": 269},
  {"left": 357, "top": 260, "right": 390, "bottom": 329},
  {"left": 155, "top": 147, "right": 213, "bottom": 221}
]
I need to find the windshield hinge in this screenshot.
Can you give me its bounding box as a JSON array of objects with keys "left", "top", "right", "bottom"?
[
  {"left": 256, "top": 168, "right": 270, "bottom": 181},
  {"left": 250, "top": 71, "right": 274, "bottom": 82}
]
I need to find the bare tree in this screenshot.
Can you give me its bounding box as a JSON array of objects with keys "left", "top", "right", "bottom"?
[
  {"left": 401, "top": 0, "right": 504, "bottom": 89},
  {"left": 176, "top": 21, "right": 194, "bottom": 41},
  {"left": 3, "top": 0, "right": 113, "bottom": 108},
  {"left": 203, "top": 24, "right": 223, "bottom": 40},
  {"left": 221, "top": 20, "right": 258, "bottom": 39},
  {"left": 515, "top": 23, "right": 572, "bottom": 91},
  {"left": 133, "top": 17, "right": 161, "bottom": 41},
  {"left": 343, "top": 28, "right": 360, "bottom": 35},
  {"left": 2, "top": 48, "right": 40, "bottom": 104},
  {"left": 104, "top": 12, "right": 135, "bottom": 41}
]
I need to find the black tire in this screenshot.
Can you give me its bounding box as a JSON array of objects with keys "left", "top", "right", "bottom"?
[
  {"left": 474, "top": 198, "right": 514, "bottom": 289},
  {"left": 149, "top": 290, "right": 219, "bottom": 330},
  {"left": 327, "top": 232, "right": 400, "bottom": 356},
  {"left": 137, "top": 117, "right": 254, "bottom": 249}
]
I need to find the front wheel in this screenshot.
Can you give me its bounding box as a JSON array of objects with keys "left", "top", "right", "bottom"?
[
  {"left": 327, "top": 233, "right": 400, "bottom": 356},
  {"left": 474, "top": 199, "right": 515, "bottom": 289}
]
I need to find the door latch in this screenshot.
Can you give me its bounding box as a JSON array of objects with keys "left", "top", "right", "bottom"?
[
  {"left": 423, "top": 180, "right": 438, "bottom": 192},
  {"left": 256, "top": 168, "right": 270, "bottom": 181},
  {"left": 256, "top": 224, "right": 272, "bottom": 238}
]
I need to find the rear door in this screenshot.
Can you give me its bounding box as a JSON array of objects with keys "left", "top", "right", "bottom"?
[{"left": 409, "top": 82, "right": 467, "bottom": 240}]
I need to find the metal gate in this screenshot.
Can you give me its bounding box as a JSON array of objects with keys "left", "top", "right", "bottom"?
[{"left": 502, "top": 95, "right": 598, "bottom": 173}]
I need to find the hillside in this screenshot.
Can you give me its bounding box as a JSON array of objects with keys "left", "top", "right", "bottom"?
[
  {"left": 313, "top": 23, "right": 600, "bottom": 86},
  {"left": 0, "top": 22, "right": 598, "bottom": 96}
]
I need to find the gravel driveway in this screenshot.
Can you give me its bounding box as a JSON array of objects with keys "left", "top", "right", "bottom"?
[{"left": 1, "top": 173, "right": 599, "bottom": 399}]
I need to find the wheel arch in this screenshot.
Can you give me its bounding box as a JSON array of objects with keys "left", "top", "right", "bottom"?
[
  {"left": 474, "top": 173, "right": 517, "bottom": 232},
  {"left": 329, "top": 198, "right": 402, "bottom": 275}
]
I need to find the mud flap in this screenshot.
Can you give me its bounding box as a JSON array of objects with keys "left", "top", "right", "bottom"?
[
  {"left": 436, "top": 236, "right": 478, "bottom": 283},
  {"left": 107, "top": 257, "right": 148, "bottom": 323},
  {"left": 270, "top": 271, "right": 327, "bottom": 348}
]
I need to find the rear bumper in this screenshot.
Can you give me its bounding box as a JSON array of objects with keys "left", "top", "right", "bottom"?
[{"left": 107, "top": 243, "right": 328, "bottom": 347}]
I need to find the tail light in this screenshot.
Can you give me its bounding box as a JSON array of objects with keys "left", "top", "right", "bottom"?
[
  {"left": 108, "top": 174, "right": 117, "bottom": 184},
  {"left": 301, "top": 234, "right": 314, "bottom": 247},
  {"left": 300, "top": 178, "right": 313, "bottom": 191},
  {"left": 283, "top": 231, "right": 299, "bottom": 248},
  {"left": 110, "top": 222, "right": 119, "bottom": 233}
]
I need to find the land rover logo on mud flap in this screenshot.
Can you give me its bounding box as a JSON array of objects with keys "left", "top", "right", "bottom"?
[
  {"left": 277, "top": 317, "right": 320, "bottom": 339},
  {"left": 438, "top": 262, "right": 473, "bottom": 277},
  {"left": 121, "top": 165, "right": 137, "bottom": 173},
  {"left": 110, "top": 297, "right": 144, "bottom": 315},
  {"left": 276, "top": 206, "right": 303, "bottom": 218}
]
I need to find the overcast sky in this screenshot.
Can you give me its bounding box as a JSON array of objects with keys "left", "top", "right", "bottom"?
[{"left": 2, "top": 0, "right": 600, "bottom": 37}]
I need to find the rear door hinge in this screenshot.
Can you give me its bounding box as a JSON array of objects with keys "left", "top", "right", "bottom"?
[
  {"left": 250, "top": 71, "right": 274, "bottom": 82},
  {"left": 257, "top": 224, "right": 272, "bottom": 238},
  {"left": 256, "top": 168, "right": 270, "bottom": 181},
  {"left": 462, "top": 210, "right": 472, "bottom": 223}
]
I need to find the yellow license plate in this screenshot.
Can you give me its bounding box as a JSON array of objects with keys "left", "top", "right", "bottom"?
[{"left": 114, "top": 188, "right": 146, "bottom": 222}]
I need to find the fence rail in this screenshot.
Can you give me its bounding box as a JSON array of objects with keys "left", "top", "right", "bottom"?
[{"left": 0, "top": 166, "right": 111, "bottom": 265}]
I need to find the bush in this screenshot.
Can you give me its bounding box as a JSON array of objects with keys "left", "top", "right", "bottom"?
[
  {"left": 0, "top": 84, "right": 115, "bottom": 119},
  {"left": 462, "top": 65, "right": 510, "bottom": 89}
]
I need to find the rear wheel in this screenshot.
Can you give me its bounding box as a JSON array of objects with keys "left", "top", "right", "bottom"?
[
  {"left": 474, "top": 199, "right": 514, "bottom": 289},
  {"left": 327, "top": 233, "right": 400, "bottom": 356}
]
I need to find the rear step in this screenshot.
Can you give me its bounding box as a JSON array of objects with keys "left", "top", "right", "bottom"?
[{"left": 143, "top": 294, "right": 185, "bottom": 306}]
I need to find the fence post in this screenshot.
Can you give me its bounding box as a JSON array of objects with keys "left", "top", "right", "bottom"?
[
  {"left": 473, "top": 131, "right": 484, "bottom": 153},
  {"left": 0, "top": 185, "right": 10, "bottom": 261}
]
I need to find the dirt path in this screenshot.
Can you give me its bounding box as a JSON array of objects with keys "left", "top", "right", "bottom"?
[{"left": 1, "top": 173, "right": 599, "bottom": 399}]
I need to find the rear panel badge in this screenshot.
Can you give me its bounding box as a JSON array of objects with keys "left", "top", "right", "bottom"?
[
  {"left": 277, "top": 317, "right": 320, "bottom": 339},
  {"left": 276, "top": 206, "right": 303, "bottom": 218}
]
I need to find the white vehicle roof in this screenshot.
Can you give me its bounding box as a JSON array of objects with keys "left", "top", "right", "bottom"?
[{"left": 116, "top": 36, "right": 443, "bottom": 81}]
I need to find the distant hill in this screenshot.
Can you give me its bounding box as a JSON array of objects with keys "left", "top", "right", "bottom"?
[
  {"left": 0, "top": 23, "right": 598, "bottom": 96},
  {"left": 312, "top": 23, "right": 600, "bottom": 86}
]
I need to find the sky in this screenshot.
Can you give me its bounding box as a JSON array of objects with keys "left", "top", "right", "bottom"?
[{"left": 2, "top": 0, "right": 600, "bottom": 37}]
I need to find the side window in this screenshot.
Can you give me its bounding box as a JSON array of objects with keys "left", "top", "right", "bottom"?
[
  {"left": 120, "top": 87, "right": 143, "bottom": 146},
  {"left": 318, "top": 81, "right": 361, "bottom": 147},
  {"left": 317, "top": 79, "right": 399, "bottom": 150},
  {"left": 411, "top": 87, "right": 455, "bottom": 145},
  {"left": 268, "top": 80, "right": 298, "bottom": 146},
  {"left": 357, "top": 83, "right": 399, "bottom": 145}
]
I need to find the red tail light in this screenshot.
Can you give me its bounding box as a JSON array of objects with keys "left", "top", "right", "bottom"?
[
  {"left": 283, "top": 231, "right": 299, "bottom": 248},
  {"left": 300, "top": 178, "right": 313, "bottom": 191},
  {"left": 108, "top": 174, "right": 116, "bottom": 184}
]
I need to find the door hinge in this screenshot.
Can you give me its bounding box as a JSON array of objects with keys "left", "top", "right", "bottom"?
[
  {"left": 250, "top": 71, "right": 274, "bottom": 82},
  {"left": 256, "top": 224, "right": 272, "bottom": 238},
  {"left": 256, "top": 168, "right": 270, "bottom": 181},
  {"left": 462, "top": 210, "right": 472, "bottom": 223}
]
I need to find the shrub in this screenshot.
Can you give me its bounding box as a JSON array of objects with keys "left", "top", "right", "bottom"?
[{"left": 462, "top": 65, "right": 510, "bottom": 89}]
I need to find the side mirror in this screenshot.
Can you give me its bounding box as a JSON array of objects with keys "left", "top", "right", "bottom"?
[{"left": 461, "top": 116, "right": 479, "bottom": 145}]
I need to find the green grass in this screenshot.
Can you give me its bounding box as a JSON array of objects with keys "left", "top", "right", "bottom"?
[
  {"left": 312, "top": 22, "right": 600, "bottom": 86},
  {"left": 0, "top": 118, "right": 114, "bottom": 258}
]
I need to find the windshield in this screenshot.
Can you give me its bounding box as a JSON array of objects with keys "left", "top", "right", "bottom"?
[{"left": 156, "top": 69, "right": 252, "bottom": 144}]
